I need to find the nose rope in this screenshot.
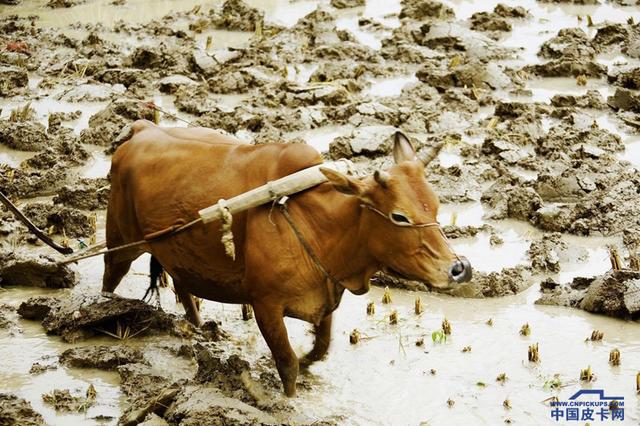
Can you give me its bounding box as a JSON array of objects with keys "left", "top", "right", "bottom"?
[{"left": 360, "top": 204, "right": 462, "bottom": 262}]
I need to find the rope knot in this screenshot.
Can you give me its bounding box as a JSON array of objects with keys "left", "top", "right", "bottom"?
[{"left": 218, "top": 199, "right": 235, "bottom": 260}]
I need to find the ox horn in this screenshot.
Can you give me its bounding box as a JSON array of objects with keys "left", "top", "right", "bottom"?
[
  {"left": 374, "top": 170, "right": 391, "bottom": 188},
  {"left": 418, "top": 141, "right": 445, "bottom": 167}
]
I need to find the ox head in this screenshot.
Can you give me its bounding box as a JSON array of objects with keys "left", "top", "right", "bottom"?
[{"left": 320, "top": 131, "right": 472, "bottom": 289}]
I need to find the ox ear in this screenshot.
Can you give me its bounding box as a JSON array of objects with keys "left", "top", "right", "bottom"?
[
  {"left": 320, "top": 167, "right": 364, "bottom": 196},
  {"left": 393, "top": 131, "right": 417, "bottom": 164}
]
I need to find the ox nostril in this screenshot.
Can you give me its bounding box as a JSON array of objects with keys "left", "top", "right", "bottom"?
[{"left": 448, "top": 257, "right": 472, "bottom": 283}]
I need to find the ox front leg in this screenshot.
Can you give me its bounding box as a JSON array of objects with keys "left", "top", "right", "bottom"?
[
  {"left": 254, "top": 304, "right": 298, "bottom": 397},
  {"left": 300, "top": 314, "right": 332, "bottom": 368}
]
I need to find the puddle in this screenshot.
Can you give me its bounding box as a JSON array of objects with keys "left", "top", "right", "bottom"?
[
  {"left": 438, "top": 149, "right": 463, "bottom": 168},
  {"left": 77, "top": 145, "right": 111, "bottom": 179},
  {"left": 286, "top": 64, "right": 319, "bottom": 84},
  {"left": 0, "top": 146, "right": 35, "bottom": 168},
  {"left": 290, "top": 124, "right": 353, "bottom": 153},
  {"left": 291, "top": 285, "right": 640, "bottom": 424},
  {"left": 447, "top": 0, "right": 640, "bottom": 67},
  {"left": 0, "top": 97, "right": 108, "bottom": 135},
  {"left": 364, "top": 74, "right": 419, "bottom": 98},
  {"left": 2, "top": 0, "right": 216, "bottom": 27},
  {"left": 500, "top": 77, "right": 613, "bottom": 104},
  {"left": 195, "top": 29, "right": 254, "bottom": 50},
  {"left": 621, "top": 138, "right": 640, "bottom": 170}
]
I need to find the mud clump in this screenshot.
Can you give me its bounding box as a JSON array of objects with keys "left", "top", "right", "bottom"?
[
  {"left": 330, "top": 0, "right": 364, "bottom": 8},
  {"left": 443, "top": 224, "right": 494, "bottom": 239},
  {"left": 470, "top": 5, "right": 522, "bottom": 33},
  {"left": 24, "top": 294, "right": 197, "bottom": 342},
  {"left": 53, "top": 178, "right": 110, "bottom": 211},
  {"left": 399, "top": 0, "right": 455, "bottom": 20},
  {"left": 60, "top": 345, "right": 146, "bottom": 370},
  {"left": 158, "top": 74, "right": 198, "bottom": 94},
  {"left": 328, "top": 126, "right": 395, "bottom": 160},
  {"left": 523, "top": 60, "right": 606, "bottom": 78},
  {"left": 29, "top": 362, "right": 57, "bottom": 374},
  {"left": 416, "top": 60, "right": 506, "bottom": 92},
  {"left": 163, "top": 385, "right": 279, "bottom": 426},
  {"left": 536, "top": 124, "right": 624, "bottom": 157},
  {"left": 528, "top": 233, "right": 567, "bottom": 273},
  {"left": 448, "top": 265, "right": 533, "bottom": 297},
  {"left": 209, "top": 0, "right": 265, "bottom": 32},
  {"left": 609, "top": 67, "right": 640, "bottom": 90},
  {"left": 0, "top": 66, "right": 28, "bottom": 96},
  {"left": 80, "top": 100, "right": 154, "bottom": 148},
  {"left": 537, "top": 270, "right": 640, "bottom": 319},
  {"left": 482, "top": 178, "right": 543, "bottom": 221},
  {"left": 370, "top": 271, "right": 426, "bottom": 292},
  {"left": 0, "top": 165, "right": 68, "bottom": 199},
  {"left": 42, "top": 388, "right": 93, "bottom": 412},
  {"left": 534, "top": 169, "right": 640, "bottom": 236},
  {"left": 0, "top": 252, "right": 77, "bottom": 288},
  {"left": 47, "top": 0, "right": 85, "bottom": 8},
  {"left": 138, "top": 413, "right": 170, "bottom": 425},
  {"left": 539, "top": 28, "right": 594, "bottom": 59},
  {"left": 550, "top": 90, "right": 606, "bottom": 110},
  {"left": 23, "top": 127, "right": 89, "bottom": 169},
  {"left": 194, "top": 344, "right": 252, "bottom": 394},
  {"left": 23, "top": 202, "right": 95, "bottom": 238},
  {"left": 119, "top": 363, "right": 173, "bottom": 403},
  {"left": 608, "top": 88, "right": 640, "bottom": 112},
  {"left": 18, "top": 296, "right": 62, "bottom": 320},
  {"left": 0, "top": 303, "right": 18, "bottom": 331},
  {"left": 0, "top": 120, "right": 49, "bottom": 152},
  {"left": 0, "top": 393, "right": 44, "bottom": 426},
  {"left": 493, "top": 4, "right": 528, "bottom": 18}
]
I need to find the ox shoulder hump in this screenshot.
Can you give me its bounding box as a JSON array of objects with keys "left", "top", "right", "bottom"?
[{"left": 279, "top": 143, "right": 323, "bottom": 168}]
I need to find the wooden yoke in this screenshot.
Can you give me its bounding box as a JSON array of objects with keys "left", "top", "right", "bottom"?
[{"left": 198, "top": 159, "right": 354, "bottom": 224}]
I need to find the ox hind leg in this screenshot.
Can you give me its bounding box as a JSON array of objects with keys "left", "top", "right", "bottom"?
[
  {"left": 254, "top": 303, "right": 298, "bottom": 397},
  {"left": 300, "top": 314, "right": 332, "bottom": 368},
  {"left": 173, "top": 279, "right": 203, "bottom": 327}
]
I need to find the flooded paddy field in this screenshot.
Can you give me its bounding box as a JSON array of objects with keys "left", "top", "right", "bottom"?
[{"left": 1, "top": 0, "right": 640, "bottom": 424}]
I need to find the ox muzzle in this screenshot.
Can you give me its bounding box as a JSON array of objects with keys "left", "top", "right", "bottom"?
[{"left": 448, "top": 256, "right": 472, "bottom": 284}]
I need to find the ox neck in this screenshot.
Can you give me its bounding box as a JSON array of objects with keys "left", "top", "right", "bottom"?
[{"left": 290, "top": 185, "right": 379, "bottom": 296}]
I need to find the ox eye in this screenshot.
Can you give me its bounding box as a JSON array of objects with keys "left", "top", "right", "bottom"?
[{"left": 390, "top": 212, "right": 412, "bottom": 226}]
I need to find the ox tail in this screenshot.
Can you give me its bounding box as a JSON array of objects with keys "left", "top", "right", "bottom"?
[{"left": 143, "top": 255, "right": 163, "bottom": 307}]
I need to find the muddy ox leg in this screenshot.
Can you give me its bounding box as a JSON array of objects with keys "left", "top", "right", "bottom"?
[
  {"left": 300, "top": 314, "right": 332, "bottom": 368},
  {"left": 173, "top": 280, "right": 203, "bottom": 327},
  {"left": 254, "top": 304, "right": 298, "bottom": 397}
]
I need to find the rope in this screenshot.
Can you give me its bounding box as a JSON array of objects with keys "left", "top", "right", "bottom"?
[
  {"left": 277, "top": 197, "right": 343, "bottom": 289},
  {"left": 58, "top": 218, "right": 202, "bottom": 265},
  {"left": 360, "top": 203, "right": 461, "bottom": 262}
]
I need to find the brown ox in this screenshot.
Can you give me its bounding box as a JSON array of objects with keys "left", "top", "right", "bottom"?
[{"left": 103, "top": 120, "right": 471, "bottom": 396}]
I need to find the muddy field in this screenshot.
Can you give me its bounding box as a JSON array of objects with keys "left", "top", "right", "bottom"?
[{"left": 1, "top": 0, "right": 640, "bottom": 425}]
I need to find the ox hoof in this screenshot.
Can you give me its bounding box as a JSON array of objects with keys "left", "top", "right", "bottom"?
[{"left": 284, "top": 385, "right": 297, "bottom": 398}]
